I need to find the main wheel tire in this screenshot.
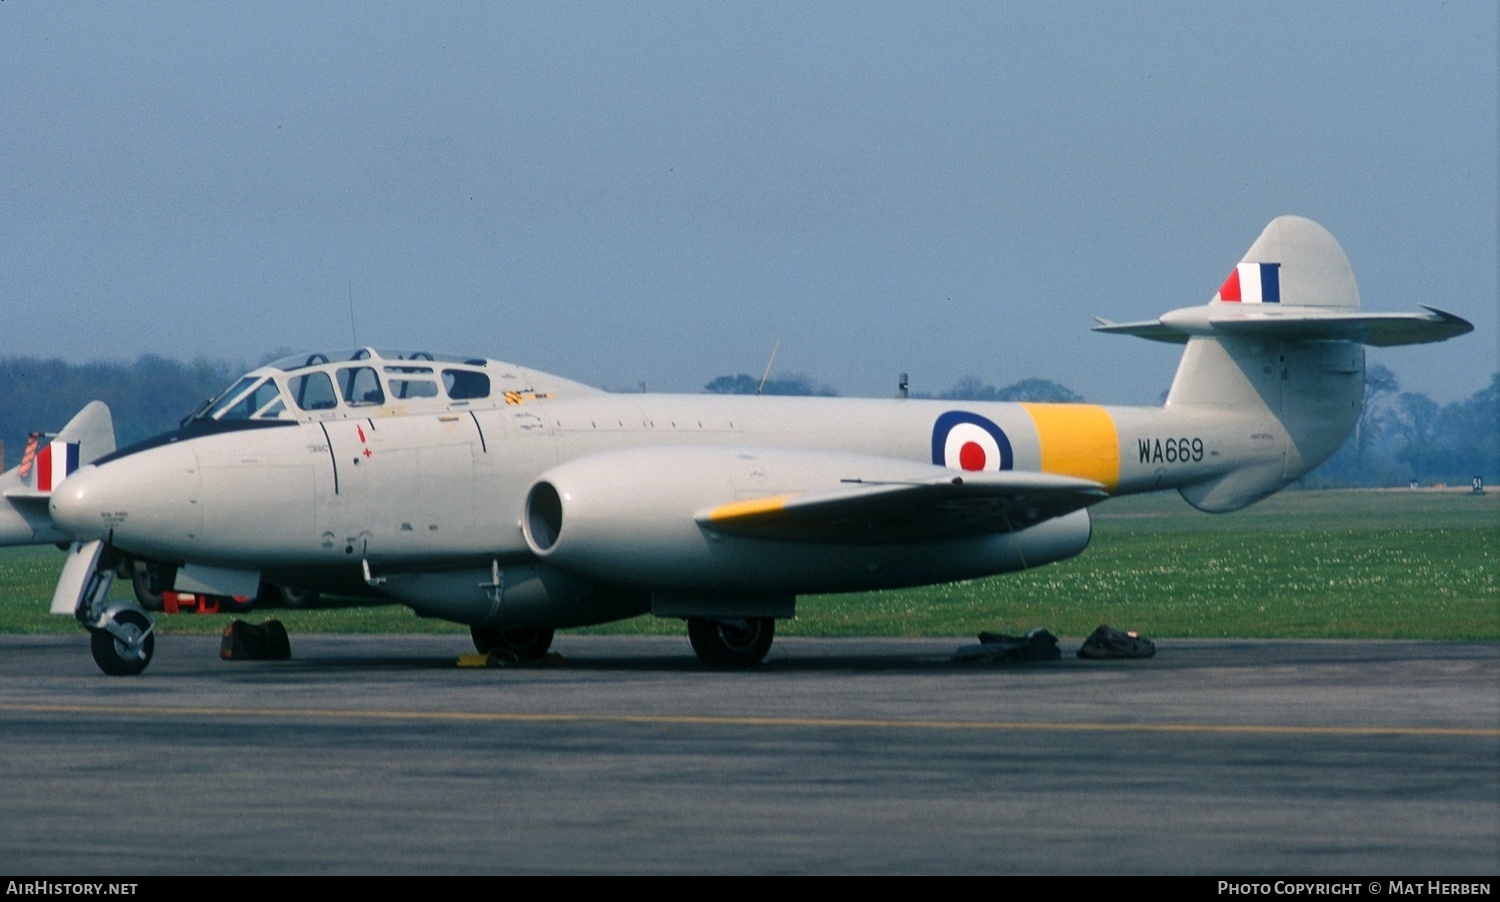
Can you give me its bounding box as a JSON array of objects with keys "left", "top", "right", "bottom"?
[
  {"left": 130, "top": 561, "right": 174, "bottom": 612},
  {"left": 687, "top": 617, "right": 774, "bottom": 667},
  {"left": 470, "top": 626, "right": 555, "bottom": 661},
  {"left": 89, "top": 610, "right": 154, "bottom": 676},
  {"left": 218, "top": 594, "right": 255, "bottom": 614},
  {"left": 278, "top": 585, "right": 320, "bottom": 609}
]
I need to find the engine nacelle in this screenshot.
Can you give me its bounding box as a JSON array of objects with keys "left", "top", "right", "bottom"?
[{"left": 522, "top": 447, "right": 1093, "bottom": 594}]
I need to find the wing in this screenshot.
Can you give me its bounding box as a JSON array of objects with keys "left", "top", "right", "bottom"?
[{"left": 698, "top": 469, "right": 1107, "bottom": 544}]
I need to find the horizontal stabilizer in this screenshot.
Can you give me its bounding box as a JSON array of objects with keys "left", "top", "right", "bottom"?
[
  {"left": 2, "top": 489, "right": 53, "bottom": 506},
  {"left": 699, "top": 469, "right": 1107, "bottom": 543},
  {"left": 1097, "top": 217, "right": 1472, "bottom": 348},
  {"left": 1094, "top": 304, "right": 1473, "bottom": 347},
  {"left": 1092, "top": 316, "right": 1186, "bottom": 343}
]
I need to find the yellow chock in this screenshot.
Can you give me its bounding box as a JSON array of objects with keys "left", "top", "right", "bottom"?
[{"left": 457, "top": 650, "right": 566, "bottom": 668}]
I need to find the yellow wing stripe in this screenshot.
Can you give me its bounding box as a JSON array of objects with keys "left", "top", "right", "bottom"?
[
  {"left": 1020, "top": 403, "right": 1120, "bottom": 492},
  {"left": 707, "top": 494, "right": 795, "bottom": 524}
]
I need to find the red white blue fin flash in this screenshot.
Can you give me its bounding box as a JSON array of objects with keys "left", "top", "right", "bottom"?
[{"left": 1218, "top": 262, "right": 1281, "bottom": 304}]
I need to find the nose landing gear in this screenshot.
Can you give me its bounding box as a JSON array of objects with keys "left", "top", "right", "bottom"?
[
  {"left": 89, "top": 608, "right": 155, "bottom": 676},
  {"left": 57, "top": 540, "right": 158, "bottom": 676}
]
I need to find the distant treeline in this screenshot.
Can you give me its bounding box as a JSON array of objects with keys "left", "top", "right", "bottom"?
[
  {"left": 704, "top": 372, "right": 1083, "bottom": 403},
  {"left": 0, "top": 355, "right": 241, "bottom": 462},
  {"left": 1301, "top": 367, "right": 1499, "bottom": 489},
  {"left": 0, "top": 355, "right": 1492, "bottom": 488}
]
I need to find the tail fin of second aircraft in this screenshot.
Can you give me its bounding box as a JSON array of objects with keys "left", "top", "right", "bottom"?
[
  {"left": 0, "top": 401, "right": 116, "bottom": 546},
  {"left": 1096, "top": 216, "right": 1471, "bottom": 512}
]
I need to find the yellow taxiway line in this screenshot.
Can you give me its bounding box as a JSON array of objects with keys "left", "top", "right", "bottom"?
[{"left": 3, "top": 702, "right": 1496, "bottom": 738}]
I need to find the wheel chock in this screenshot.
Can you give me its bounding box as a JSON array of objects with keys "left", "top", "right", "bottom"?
[{"left": 457, "top": 651, "right": 565, "bottom": 668}]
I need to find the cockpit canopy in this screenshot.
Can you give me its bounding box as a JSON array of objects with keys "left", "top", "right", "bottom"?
[{"left": 196, "top": 348, "right": 507, "bottom": 423}]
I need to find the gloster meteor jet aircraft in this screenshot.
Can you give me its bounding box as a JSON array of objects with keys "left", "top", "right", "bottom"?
[{"left": 48, "top": 217, "right": 1472, "bottom": 674}]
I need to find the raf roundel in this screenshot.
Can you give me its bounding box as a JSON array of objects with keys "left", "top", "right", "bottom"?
[{"left": 931, "top": 411, "right": 1014, "bottom": 472}]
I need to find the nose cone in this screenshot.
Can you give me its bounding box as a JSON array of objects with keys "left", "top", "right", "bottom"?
[
  {"left": 49, "top": 465, "right": 108, "bottom": 541},
  {"left": 50, "top": 444, "right": 202, "bottom": 556}
]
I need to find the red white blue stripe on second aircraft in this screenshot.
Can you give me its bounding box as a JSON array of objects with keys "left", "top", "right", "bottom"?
[
  {"left": 36, "top": 441, "right": 80, "bottom": 493},
  {"left": 1218, "top": 262, "right": 1281, "bottom": 304},
  {"left": 931, "top": 411, "right": 1013, "bottom": 472}
]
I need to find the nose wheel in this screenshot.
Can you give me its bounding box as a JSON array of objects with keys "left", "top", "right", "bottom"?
[
  {"left": 687, "top": 617, "right": 775, "bottom": 667},
  {"left": 89, "top": 608, "right": 155, "bottom": 676}
]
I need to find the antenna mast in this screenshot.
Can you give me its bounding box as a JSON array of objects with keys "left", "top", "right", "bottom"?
[{"left": 756, "top": 339, "right": 781, "bottom": 396}]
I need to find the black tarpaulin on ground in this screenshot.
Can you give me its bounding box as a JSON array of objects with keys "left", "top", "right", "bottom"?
[{"left": 952, "top": 627, "right": 1061, "bottom": 663}]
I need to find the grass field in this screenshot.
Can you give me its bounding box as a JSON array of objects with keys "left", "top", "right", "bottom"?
[{"left": 1, "top": 489, "right": 1494, "bottom": 640}]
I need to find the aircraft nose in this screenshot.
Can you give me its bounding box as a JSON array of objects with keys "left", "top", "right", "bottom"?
[
  {"left": 49, "top": 465, "right": 112, "bottom": 541},
  {"left": 50, "top": 444, "right": 203, "bottom": 551}
]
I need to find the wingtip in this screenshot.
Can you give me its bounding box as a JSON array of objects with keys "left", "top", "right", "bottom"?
[{"left": 1418, "top": 305, "right": 1475, "bottom": 332}]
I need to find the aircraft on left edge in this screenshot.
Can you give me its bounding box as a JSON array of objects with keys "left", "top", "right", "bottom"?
[{"left": 0, "top": 401, "right": 115, "bottom": 548}]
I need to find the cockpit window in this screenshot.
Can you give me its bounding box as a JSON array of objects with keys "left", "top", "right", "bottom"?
[
  {"left": 338, "top": 366, "right": 385, "bottom": 406},
  {"left": 208, "top": 378, "right": 285, "bottom": 421},
  {"left": 203, "top": 377, "right": 258, "bottom": 419},
  {"left": 204, "top": 349, "right": 516, "bottom": 422},
  {"left": 381, "top": 364, "right": 438, "bottom": 400},
  {"left": 266, "top": 348, "right": 493, "bottom": 372},
  {"left": 390, "top": 379, "right": 440, "bottom": 399},
  {"left": 275, "top": 352, "right": 332, "bottom": 371},
  {"left": 444, "top": 369, "right": 490, "bottom": 400},
  {"left": 289, "top": 372, "right": 338, "bottom": 411}
]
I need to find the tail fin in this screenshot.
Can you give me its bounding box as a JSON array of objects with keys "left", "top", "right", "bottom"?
[
  {"left": 1210, "top": 215, "right": 1359, "bottom": 309},
  {"left": 1096, "top": 216, "right": 1472, "bottom": 512},
  {"left": 0, "top": 401, "right": 116, "bottom": 546}
]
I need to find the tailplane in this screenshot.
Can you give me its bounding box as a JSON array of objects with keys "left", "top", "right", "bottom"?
[{"left": 1096, "top": 216, "right": 1472, "bottom": 512}]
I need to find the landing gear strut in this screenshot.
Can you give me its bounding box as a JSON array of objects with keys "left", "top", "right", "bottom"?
[
  {"left": 687, "top": 617, "right": 775, "bottom": 667},
  {"left": 470, "top": 626, "right": 555, "bottom": 661}
]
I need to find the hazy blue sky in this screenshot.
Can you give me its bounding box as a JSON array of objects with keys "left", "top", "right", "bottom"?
[{"left": 3, "top": 2, "right": 1495, "bottom": 404}]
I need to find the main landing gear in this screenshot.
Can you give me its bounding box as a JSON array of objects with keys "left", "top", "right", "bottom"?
[
  {"left": 471, "top": 625, "right": 556, "bottom": 661},
  {"left": 273, "top": 584, "right": 320, "bottom": 609},
  {"left": 130, "top": 560, "right": 173, "bottom": 611},
  {"left": 687, "top": 616, "right": 775, "bottom": 667}
]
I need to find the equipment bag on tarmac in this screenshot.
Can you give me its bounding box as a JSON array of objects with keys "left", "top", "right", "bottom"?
[
  {"left": 1077, "top": 624, "right": 1155, "bottom": 659},
  {"left": 220, "top": 620, "right": 292, "bottom": 660}
]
